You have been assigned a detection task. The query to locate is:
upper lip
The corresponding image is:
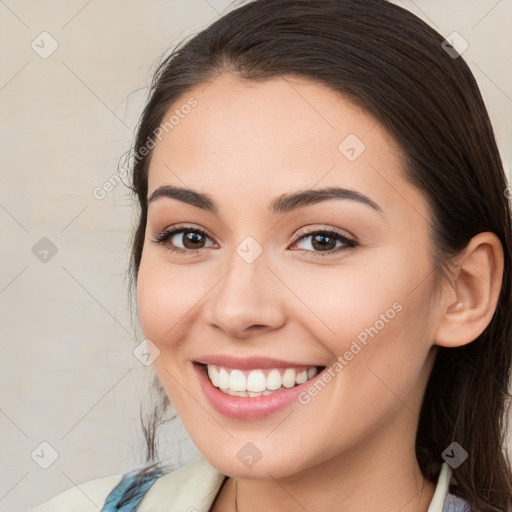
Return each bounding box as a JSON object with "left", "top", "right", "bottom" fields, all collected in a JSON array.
[{"left": 195, "top": 354, "right": 324, "bottom": 370}]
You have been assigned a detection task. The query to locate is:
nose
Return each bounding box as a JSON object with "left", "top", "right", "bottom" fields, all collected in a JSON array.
[{"left": 205, "top": 250, "right": 286, "bottom": 339}]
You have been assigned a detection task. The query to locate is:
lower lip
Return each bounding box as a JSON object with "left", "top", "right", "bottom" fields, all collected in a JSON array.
[{"left": 193, "top": 362, "right": 322, "bottom": 420}]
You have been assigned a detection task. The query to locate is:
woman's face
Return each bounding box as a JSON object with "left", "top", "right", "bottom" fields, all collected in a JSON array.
[{"left": 137, "top": 73, "right": 441, "bottom": 479}]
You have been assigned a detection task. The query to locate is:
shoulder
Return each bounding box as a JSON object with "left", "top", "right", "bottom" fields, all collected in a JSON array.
[
  {"left": 30, "top": 457, "right": 226, "bottom": 512},
  {"left": 30, "top": 473, "right": 123, "bottom": 512},
  {"left": 136, "top": 456, "right": 226, "bottom": 511}
]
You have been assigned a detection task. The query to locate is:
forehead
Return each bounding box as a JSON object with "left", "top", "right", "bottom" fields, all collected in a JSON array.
[{"left": 146, "top": 73, "right": 429, "bottom": 224}]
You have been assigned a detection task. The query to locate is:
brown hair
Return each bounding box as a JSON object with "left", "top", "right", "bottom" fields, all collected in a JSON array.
[{"left": 125, "top": 1, "right": 512, "bottom": 509}]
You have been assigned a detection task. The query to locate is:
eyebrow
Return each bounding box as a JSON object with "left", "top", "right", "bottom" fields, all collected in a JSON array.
[{"left": 147, "top": 185, "right": 383, "bottom": 216}]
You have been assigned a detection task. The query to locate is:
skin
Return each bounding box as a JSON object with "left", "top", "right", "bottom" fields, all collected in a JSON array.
[{"left": 136, "top": 72, "right": 504, "bottom": 512}]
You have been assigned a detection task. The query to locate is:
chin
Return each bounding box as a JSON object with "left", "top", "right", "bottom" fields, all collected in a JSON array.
[{"left": 197, "top": 443, "right": 308, "bottom": 480}]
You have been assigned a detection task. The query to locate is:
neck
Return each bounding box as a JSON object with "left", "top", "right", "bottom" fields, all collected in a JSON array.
[
  {"left": 237, "top": 453, "right": 434, "bottom": 512},
  {"left": 212, "top": 421, "right": 436, "bottom": 512}
]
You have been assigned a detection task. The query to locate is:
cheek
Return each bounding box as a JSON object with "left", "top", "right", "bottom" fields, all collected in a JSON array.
[
  {"left": 328, "top": 261, "right": 434, "bottom": 419},
  {"left": 136, "top": 252, "right": 201, "bottom": 348},
  {"left": 286, "top": 259, "right": 406, "bottom": 350},
  {"left": 136, "top": 256, "right": 200, "bottom": 405},
  {"left": 292, "top": 246, "right": 434, "bottom": 377}
]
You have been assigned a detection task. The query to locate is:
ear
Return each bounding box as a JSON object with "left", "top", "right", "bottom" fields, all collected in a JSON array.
[{"left": 433, "top": 232, "right": 504, "bottom": 348}]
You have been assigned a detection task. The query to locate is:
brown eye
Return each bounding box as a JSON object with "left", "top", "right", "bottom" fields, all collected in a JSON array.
[
  {"left": 290, "top": 228, "right": 358, "bottom": 257},
  {"left": 152, "top": 226, "right": 216, "bottom": 254},
  {"left": 180, "top": 230, "right": 207, "bottom": 249}
]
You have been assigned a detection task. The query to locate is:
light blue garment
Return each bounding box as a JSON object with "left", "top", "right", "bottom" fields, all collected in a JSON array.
[
  {"left": 101, "top": 468, "right": 165, "bottom": 512},
  {"left": 101, "top": 470, "right": 471, "bottom": 512},
  {"left": 442, "top": 491, "right": 471, "bottom": 512}
]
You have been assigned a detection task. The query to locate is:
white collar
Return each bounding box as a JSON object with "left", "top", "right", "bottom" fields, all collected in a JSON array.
[{"left": 137, "top": 456, "right": 455, "bottom": 512}]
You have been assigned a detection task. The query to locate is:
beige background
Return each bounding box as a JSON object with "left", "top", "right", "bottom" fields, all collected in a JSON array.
[{"left": 0, "top": 1, "right": 511, "bottom": 511}]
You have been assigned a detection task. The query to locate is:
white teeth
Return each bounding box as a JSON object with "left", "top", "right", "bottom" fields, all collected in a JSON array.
[
  {"left": 207, "top": 365, "right": 219, "bottom": 387},
  {"left": 218, "top": 367, "right": 230, "bottom": 389},
  {"left": 266, "top": 369, "right": 282, "bottom": 390},
  {"left": 295, "top": 370, "right": 308, "bottom": 384},
  {"left": 229, "top": 369, "right": 246, "bottom": 391},
  {"left": 282, "top": 368, "right": 296, "bottom": 388},
  {"left": 246, "top": 370, "right": 267, "bottom": 392},
  {"left": 205, "top": 364, "right": 320, "bottom": 396},
  {"left": 222, "top": 389, "right": 274, "bottom": 397}
]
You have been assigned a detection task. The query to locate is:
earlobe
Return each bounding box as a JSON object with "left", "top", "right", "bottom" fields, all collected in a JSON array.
[{"left": 433, "top": 232, "right": 504, "bottom": 349}]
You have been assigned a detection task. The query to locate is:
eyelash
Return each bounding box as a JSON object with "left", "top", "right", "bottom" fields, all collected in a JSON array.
[{"left": 151, "top": 224, "right": 358, "bottom": 258}]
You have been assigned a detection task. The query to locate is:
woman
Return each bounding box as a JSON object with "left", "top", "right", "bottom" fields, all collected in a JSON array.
[{"left": 32, "top": 0, "right": 512, "bottom": 511}]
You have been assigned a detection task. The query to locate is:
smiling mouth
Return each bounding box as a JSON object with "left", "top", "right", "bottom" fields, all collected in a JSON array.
[{"left": 197, "top": 363, "right": 325, "bottom": 397}]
